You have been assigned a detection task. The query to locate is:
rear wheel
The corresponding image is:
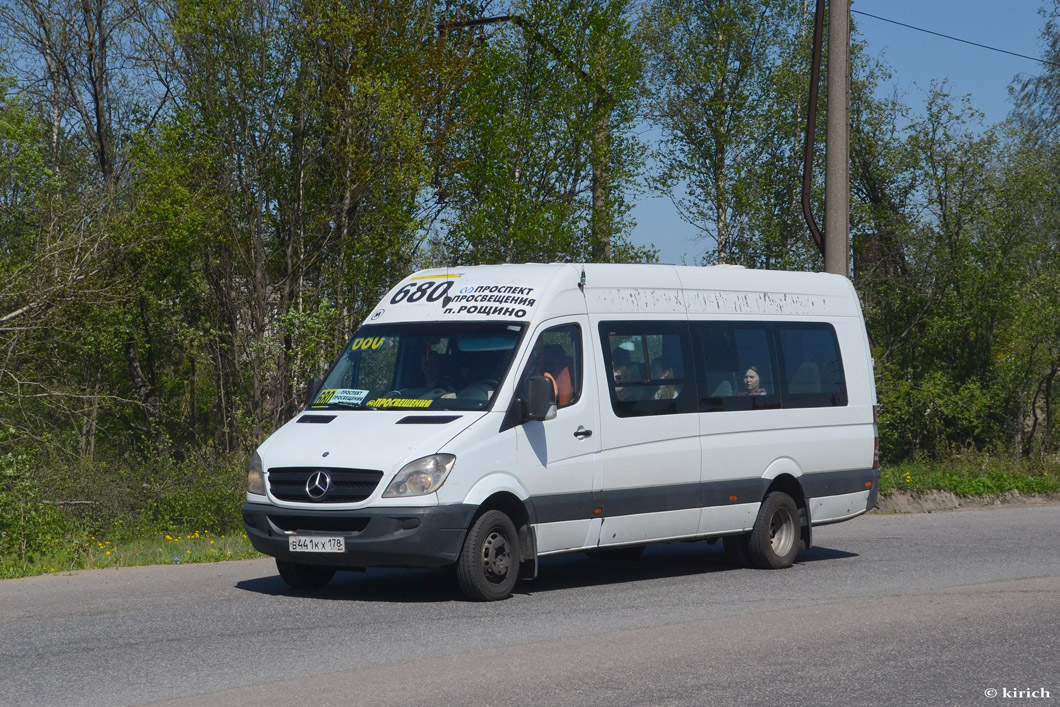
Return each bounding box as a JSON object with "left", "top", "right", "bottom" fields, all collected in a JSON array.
[
  {"left": 276, "top": 559, "right": 336, "bottom": 590},
  {"left": 456, "top": 510, "right": 520, "bottom": 601},
  {"left": 747, "top": 492, "right": 800, "bottom": 569}
]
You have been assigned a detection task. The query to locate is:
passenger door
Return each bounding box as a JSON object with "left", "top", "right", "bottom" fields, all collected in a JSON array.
[
  {"left": 595, "top": 320, "right": 702, "bottom": 547},
  {"left": 514, "top": 318, "right": 603, "bottom": 554}
]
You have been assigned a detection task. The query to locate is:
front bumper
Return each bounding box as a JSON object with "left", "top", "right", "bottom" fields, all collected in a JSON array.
[{"left": 242, "top": 502, "right": 477, "bottom": 569}]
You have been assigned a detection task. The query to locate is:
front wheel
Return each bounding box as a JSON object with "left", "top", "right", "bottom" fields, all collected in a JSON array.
[
  {"left": 456, "top": 510, "right": 520, "bottom": 601},
  {"left": 276, "top": 559, "right": 336, "bottom": 590},
  {"left": 747, "top": 492, "right": 801, "bottom": 569}
]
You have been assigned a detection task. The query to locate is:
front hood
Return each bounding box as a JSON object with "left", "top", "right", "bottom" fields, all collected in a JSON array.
[{"left": 256, "top": 409, "right": 482, "bottom": 478}]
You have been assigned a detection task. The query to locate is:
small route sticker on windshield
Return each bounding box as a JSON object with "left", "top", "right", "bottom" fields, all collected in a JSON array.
[
  {"left": 313, "top": 388, "right": 369, "bottom": 407},
  {"left": 366, "top": 397, "right": 434, "bottom": 409}
]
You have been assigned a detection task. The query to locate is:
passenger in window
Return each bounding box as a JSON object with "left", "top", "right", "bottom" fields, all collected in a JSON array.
[
  {"left": 651, "top": 359, "right": 678, "bottom": 400},
  {"left": 740, "top": 365, "right": 768, "bottom": 396},
  {"left": 420, "top": 351, "right": 446, "bottom": 390},
  {"left": 612, "top": 348, "right": 636, "bottom": 401},
  {"left": 453, "top": 356, "right": 481, "bottom": 389},
  {"left": 541, "top": 344, "right": 573, "bottom": 406}
]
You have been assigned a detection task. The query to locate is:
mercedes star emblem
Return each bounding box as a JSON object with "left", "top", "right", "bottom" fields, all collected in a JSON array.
[{"left": 306, "top": 470, "right": 332, "bottom": 500}]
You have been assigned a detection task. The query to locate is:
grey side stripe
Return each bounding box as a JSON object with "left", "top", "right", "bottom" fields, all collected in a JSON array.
[{"left": 531, "top": 468, "right": 877, "bottom": 524}]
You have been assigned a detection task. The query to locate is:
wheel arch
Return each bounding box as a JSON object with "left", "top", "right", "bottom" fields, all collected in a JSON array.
[
  {"left": 473, "top": 490, "right": 532, "bottom": 529},
  {"left": 468, "top": 490, "right": 538, "bottom": 578},
  {"left": 763, "top": 472, "right": 812, "bottom": 552}
]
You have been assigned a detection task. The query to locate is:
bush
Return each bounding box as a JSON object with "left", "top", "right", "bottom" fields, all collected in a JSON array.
[
  {"left": 876, "top": 362, "right": 1009, "bottom": 462},
  {"left": 0, "top": 446, "right": 255, "bottom": 578},
  {"left": 142, "top": 453, "right": 247, "bottom": 533},
  {"left": 1, "top": 447, "right": 248, "bottom": 559},
  {"left": 0, "top": 449, "right": 70, "bottom": 564}
]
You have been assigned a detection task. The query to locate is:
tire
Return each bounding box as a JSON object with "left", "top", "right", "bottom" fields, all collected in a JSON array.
[
  {"left": 722, "top": 534, "right": 751, "bottom": 567},
  {"left": 746, "top": 492, "right": 801, "bottom": 569},
  {"left": 456, "top": 510, "right": 520, "bottom": 601},
  {"left": 276, "top": 559, "right": 336, "bottom": 590}
]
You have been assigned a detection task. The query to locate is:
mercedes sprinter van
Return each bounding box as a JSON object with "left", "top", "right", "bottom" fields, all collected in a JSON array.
[{"left": 243, "top": 264, "right": 879, "bottom": 600}]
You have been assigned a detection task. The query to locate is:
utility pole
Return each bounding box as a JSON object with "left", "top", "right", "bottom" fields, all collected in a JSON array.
[{"left": 824, "top": 0, "right": 850, "bottom": 277}]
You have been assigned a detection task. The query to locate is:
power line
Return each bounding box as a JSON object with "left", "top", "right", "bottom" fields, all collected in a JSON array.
[{"left": 852, "top": 9, "right": 1060, "bottom": 68}]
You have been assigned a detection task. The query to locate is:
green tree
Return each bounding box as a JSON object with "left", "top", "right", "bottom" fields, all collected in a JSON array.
[
  {"left": 138, "top": 0, "right": 487, "bottom": 447},
  {"left": 865, "top": 86, "right": 1048, "bottom": 460},
  {"left": 435, "top": 0, "right": 651, "bottom": 265},
  {"left": 639, "top": 0, "right": 803, "bottom": 264},
  {"left": 1007, "top": 7, "right": 1060, "bottom": 454}
]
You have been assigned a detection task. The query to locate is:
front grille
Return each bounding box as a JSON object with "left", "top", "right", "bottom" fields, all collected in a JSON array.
[{"left": 267, "top": 466, "right": 383, "bottom": 503}]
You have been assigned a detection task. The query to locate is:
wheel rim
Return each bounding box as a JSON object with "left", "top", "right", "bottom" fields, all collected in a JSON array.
[
  {"left": 480, "top": 528, "right": 512, "bottom": 584},
  {"left": 769, "top": 506, "right": 796, "bottom": 557}
]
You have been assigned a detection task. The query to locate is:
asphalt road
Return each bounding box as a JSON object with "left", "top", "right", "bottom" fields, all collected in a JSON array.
[{"left": 1, "top": 504, "right": 1058, "bottom": 707}]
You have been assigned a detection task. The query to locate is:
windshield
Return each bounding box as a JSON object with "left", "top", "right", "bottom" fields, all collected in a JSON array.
[{"left": 310, "top": 322, "right": 526, "bottom": 412}]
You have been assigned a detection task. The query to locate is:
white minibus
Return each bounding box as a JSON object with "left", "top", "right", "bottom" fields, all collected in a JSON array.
[{"left": 243, "top": 263, "right": 879, "bottom": 600}]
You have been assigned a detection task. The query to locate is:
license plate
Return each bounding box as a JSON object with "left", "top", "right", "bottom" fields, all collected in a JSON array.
[{"left": 288, "top": 536, "right": 345, "bottom": 553}]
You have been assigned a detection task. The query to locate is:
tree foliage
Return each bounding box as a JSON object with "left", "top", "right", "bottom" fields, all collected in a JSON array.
[
  {"left": 639, "top": 0, "right": 807, "bottom": 265},
  {"left": 1, "top": 0, "right": 1059, "bottom": 552},
  {"left": 433, "top": 0, "right": 650, "bottom": 265}
]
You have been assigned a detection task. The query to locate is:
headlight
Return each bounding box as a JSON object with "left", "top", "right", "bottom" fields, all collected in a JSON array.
[
  {"left": 247, "top": 452, "right": 266, "bottom": 496},
  {"left": 383, "top": 454, "right": 456, "bottom": 498}
]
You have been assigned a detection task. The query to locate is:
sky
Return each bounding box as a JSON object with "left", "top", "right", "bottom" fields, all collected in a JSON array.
[{"left": 628, "top": 0, "right": 1056, "bottom": 264}]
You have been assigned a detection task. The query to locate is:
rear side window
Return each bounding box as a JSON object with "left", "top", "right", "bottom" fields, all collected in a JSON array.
[
  {"left": 775, "top": 323, "right": 847, "bottom": 407},
  {"left": 693, "top": 321, "right": 847, "bottom": 411},
  {"left": 600, "top": 322, "right": 695, "bottom": 417},
  {"left": 693, "top": 322, "right": 780, "bottom": 412}
]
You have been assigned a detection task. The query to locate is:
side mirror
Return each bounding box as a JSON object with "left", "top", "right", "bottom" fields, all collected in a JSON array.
[
  {"left": 526, "top": 375, "right": 558, "bottom": 421},
  {"left": 306, "top": 376, "right": 324, "bottom": 407}
]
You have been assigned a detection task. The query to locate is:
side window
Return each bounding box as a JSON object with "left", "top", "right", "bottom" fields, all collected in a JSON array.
[
  {"left": 519, "top": 324, "right": 582, "bottom": 408},
  {"left": 776, "top": 324, "right": 848, "bottom": 407},
  {"left": 694, "top": 322, "right": 780, "bottom": 412},
  {"left": 600, "top": 322, "right": 694, "bottom": 417}
]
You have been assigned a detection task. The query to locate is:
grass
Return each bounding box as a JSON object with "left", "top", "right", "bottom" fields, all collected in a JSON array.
[
  {"left": 880, "top": 452, "right": 1060, "bottom": 497},
  {"left": 0, "top": 525, "right": 262, "bottom": 579}
]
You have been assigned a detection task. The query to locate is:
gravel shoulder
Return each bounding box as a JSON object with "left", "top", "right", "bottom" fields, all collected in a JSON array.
[{"left": 875, "top": 489, "right": 1060, "bottom": 514}]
